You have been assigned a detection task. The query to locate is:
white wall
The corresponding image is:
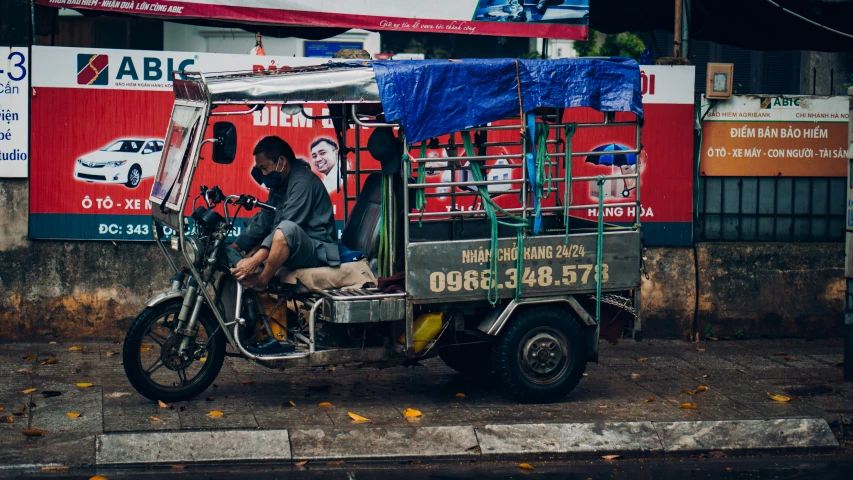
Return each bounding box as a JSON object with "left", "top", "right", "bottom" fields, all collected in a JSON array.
[
  {"left": 535, "top": 38, "right": 577, "bottom": 59},
  {"left": 163, "top": 23, "right": 380, "bottom": 57}
]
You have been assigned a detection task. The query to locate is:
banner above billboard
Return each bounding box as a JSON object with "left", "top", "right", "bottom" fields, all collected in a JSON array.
[{"left": 36, "top": 0, "right": 590, "bottom": 40}]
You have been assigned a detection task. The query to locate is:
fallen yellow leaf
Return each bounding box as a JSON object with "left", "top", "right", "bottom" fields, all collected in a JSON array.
[
  {"left": 519, "top": 463, "right": 534, "bottom": 470},
  {"left": 66, "top": 412, "right": 81, "bottom": 419},
  {"left": 0, "top": 407, "right": 3, "bottom": 411},
  {"left": 295, "top": 460, "right": 309, "bottom": 467},
  {"left": 90, "top": 476, "right": 109, "bottom": 480},
  {"left": 403, "top": 408, "right": 422, "bottom": 418},
  {"left": 602, "top": 455, "right": 622, "bottom": 460},
  {"left": 22, "top": 429, "right": 48, "bottom": 436},
  {"left": 140, "top": 344, "right": 151, "bottom": 352},
  {"left": 637, "top": 357, "right": 647, "bottom": 362},
  {"left": 678, "top": 402, "right": 698, "bottom": 409},
  {"left": 200, "top": 357, "right": 207, "bottom": 363},
  {"left": 16, "top": 369, "right": 33, "bottom": 375},
  {"left": 22, "top": 388, "right": 37, "bottom": 394},
  {"left": 347, "top": 411, "right": 371, "bottom": 423},
  {"left": 644, "top": 396, "right": 655, "bottom": 403},
  {"left": 67, "top": 346, "right": 83, "bottom": 352},
  {"left": 681, "top": 389, "right": 694, "bottom": 396},
  {"left": 40, "top": 466, "right": 70, "bottom": 472},
  {"left": 289, "top": 401, "right": 297, "bottom": 407},
  {"left": 767, "top": 392, "right": 791, "bottom": 402},
  {"left": 693, "top": 385, "right": 709, "bottom": 394},
  {"left": 158, "top": 400, "right": 169, "bottom": 408},
  {"left": 150, "top": 416, "right": 164, "bottom": 422},
  {"left": 104, "top": 351, "right": 119, "bottom": 357},
  {"left": 317, "top": 402, "right": 334, "bottom": 408},
  {"left": 41, "top": 358, "right": 58, "bottom": 365},
  {"left": 75, "top": 382, "right": 94, "bottom": 388},
  {"left": 207, "top": 410, "right": 224, "bottom": 418},
  {"left": 25, "top": 354, "right": 37, "bottom": 360},
  {"left": 667, "top": 399, "right": 676, "bottom": 403},
  {"left": 455, "top": 393, "right": 466, "bottom": 399},
  {"left": 0, "top": 416, "right": 14, "bottom": 423}
]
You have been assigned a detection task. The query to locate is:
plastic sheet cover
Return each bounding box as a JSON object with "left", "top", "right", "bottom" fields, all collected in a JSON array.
[{"left": 372, "top": 58, "right": 644, "bottom": 144}]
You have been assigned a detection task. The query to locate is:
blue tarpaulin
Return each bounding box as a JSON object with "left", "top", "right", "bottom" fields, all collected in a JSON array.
[{"left": 371, "top": 58, "right": 644, "bottom": 144}]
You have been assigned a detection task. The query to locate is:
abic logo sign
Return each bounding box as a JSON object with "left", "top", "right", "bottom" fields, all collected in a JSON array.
[
  {"left": 760, "top": 97, "right": 802, "bottom": 109},
  {"left": 115, "top": 56, "right": 195, "bottom": 82},
  {"left": 77, "top": 53, "right": 109, "bottom": 85},
  {"left": 76, "top": 53, "right": 196, "bottom": 85}
]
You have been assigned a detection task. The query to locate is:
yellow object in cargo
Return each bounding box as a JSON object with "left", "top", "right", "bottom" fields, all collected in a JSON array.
[
  {"left": 400, "top": 312, "right": 444, "bottom": 353},
  {"left": 256, "top": 294, "right": 287, "bottom": 341}
]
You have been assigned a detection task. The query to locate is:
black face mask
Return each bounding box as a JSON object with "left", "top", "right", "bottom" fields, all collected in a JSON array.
[{"left": 251, "top": 166, "right": 284, "bottom": 189}]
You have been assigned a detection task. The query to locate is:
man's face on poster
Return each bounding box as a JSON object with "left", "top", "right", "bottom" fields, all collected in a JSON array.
[{"left": 311, "top": 139, "right": 338, "bottom": 175}]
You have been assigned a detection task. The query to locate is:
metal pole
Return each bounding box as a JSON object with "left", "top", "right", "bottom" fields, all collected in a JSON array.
[
  {"left": 845, "top": 86, "right": 853, "bottom": 381},
  {"left": 673, "top": 0, "right": 683, "bottom": 58}
]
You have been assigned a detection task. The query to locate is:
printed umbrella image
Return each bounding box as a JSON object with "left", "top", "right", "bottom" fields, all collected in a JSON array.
[
  {"left": 586, "top": 143, "right": 640, "bottom": 198},
  {"left": 584, "top": 143, "right": 637, "bottom": 167}
]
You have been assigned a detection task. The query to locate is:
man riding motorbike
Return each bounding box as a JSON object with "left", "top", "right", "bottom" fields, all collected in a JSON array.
[
  {"left": 223, "top": 136, "right": 342, "bottom": 353},
  {"left": 228, "top": 135, "right": 341, "bottom": 292}
]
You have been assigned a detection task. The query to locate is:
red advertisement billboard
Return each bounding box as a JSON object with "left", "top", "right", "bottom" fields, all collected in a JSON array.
[
  {"left": 30, "top": 48, "right": 694, "bottom": 246},
  {"left": 406, "top": 66, "right": 696, "bottom": 246},
  {"left": 29, "top": 46, "right": 364, "bottom": 241},
  {"left": 566, "top": 65, "right": 696, "bottom": 246}
]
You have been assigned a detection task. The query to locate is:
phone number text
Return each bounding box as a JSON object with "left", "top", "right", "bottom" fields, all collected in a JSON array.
[{"left": 428, "top": 264, "right": 609, "bottom": 293}]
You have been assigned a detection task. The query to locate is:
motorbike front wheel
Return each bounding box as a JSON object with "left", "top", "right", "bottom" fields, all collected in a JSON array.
[{"left": 123, "top": 300, "right": 225, "bottom": 402}]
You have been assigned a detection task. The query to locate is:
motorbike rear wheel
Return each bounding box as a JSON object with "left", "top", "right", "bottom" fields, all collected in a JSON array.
[{"left": 123, "top": 300, "right": 225, "bottom": 402}]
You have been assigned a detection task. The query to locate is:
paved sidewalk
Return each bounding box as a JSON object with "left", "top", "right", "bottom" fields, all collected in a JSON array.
[{"left": 1, "top": 338, "right": 851, "bottom": 467}]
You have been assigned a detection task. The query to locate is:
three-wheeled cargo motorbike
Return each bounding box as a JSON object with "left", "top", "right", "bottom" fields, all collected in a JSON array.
[{"left": 122, "top": 58, "right": 646, "bottom": 404}]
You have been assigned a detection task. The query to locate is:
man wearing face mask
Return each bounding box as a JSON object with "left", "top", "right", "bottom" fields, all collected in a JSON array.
[{"left": 230, "top": 136, "right": 340, "bottom": 291}]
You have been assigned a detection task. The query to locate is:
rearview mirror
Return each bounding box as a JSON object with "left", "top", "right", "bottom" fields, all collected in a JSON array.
[{"left": 212, "top": 122, "right": 237, "bottom": 164}]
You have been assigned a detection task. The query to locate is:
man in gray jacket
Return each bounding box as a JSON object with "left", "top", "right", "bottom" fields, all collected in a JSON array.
[{"left": 230, "top": 136, "right": 340, "bottom": 291}]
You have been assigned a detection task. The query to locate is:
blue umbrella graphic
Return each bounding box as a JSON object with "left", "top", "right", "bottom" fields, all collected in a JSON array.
[
  {"left": 585, "top": 143, "right": 639, "bottom": 198},
  {"left": 585, "top": 143, "right": 637, "bottom": 167}
]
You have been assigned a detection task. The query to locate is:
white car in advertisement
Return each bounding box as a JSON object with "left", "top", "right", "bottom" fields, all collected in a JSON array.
[{"left": 74, "top": 138, "right": 164, "bottom": 188}]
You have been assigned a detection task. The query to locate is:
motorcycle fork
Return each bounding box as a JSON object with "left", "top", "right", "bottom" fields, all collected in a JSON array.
[
  {"left": 178, "top": 259, "right": 225, "bottom": 356},
  {"left": 175, "top": 268, "right": 214, "bottom": 357}
]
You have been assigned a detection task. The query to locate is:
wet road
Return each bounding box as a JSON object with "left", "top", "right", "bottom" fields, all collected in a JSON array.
[{"left": 7, "top": 456, "right": 853, "bottom": 480}]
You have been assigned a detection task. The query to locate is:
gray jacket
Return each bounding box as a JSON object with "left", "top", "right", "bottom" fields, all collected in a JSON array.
[{"left": 234, "top": 161, "right": 340, "bottom": 266}]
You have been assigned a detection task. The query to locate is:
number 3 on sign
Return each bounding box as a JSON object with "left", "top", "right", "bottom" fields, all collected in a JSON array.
[{"left": 6, "top": 51, "right": 27, "bottom": 81}]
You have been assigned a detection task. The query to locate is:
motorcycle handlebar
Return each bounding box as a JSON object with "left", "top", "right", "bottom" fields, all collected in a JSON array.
[
  {"left": 253, "top": 200, "right": 276, "bottom": 211},
  {"left": 225, "top": 194, "right": 276, "bottom": 212}
]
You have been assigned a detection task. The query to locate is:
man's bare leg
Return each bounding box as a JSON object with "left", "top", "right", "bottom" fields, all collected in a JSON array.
[{"left": 242, "top": 228, "right": 290, "bottom": 290}]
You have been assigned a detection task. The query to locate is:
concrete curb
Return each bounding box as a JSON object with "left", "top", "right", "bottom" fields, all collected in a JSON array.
[
  {"left": 94, "top": 418, "right": 839, "bottom": 466},
  {"left": 477, "top": 422, "right": 663, "bottom": 456}
]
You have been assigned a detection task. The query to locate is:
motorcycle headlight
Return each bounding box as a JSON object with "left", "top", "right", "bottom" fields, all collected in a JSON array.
[
  {"left": 183, "top": 237, "right": 201, "bottom": 265},
  {"left": 105, "top": 160, "right": 127, "bottom": 168}
]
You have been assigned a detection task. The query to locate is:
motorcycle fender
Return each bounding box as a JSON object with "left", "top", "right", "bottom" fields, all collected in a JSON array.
[{"left": 144, "top": 290, "right": 183, "bottom": 308}]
